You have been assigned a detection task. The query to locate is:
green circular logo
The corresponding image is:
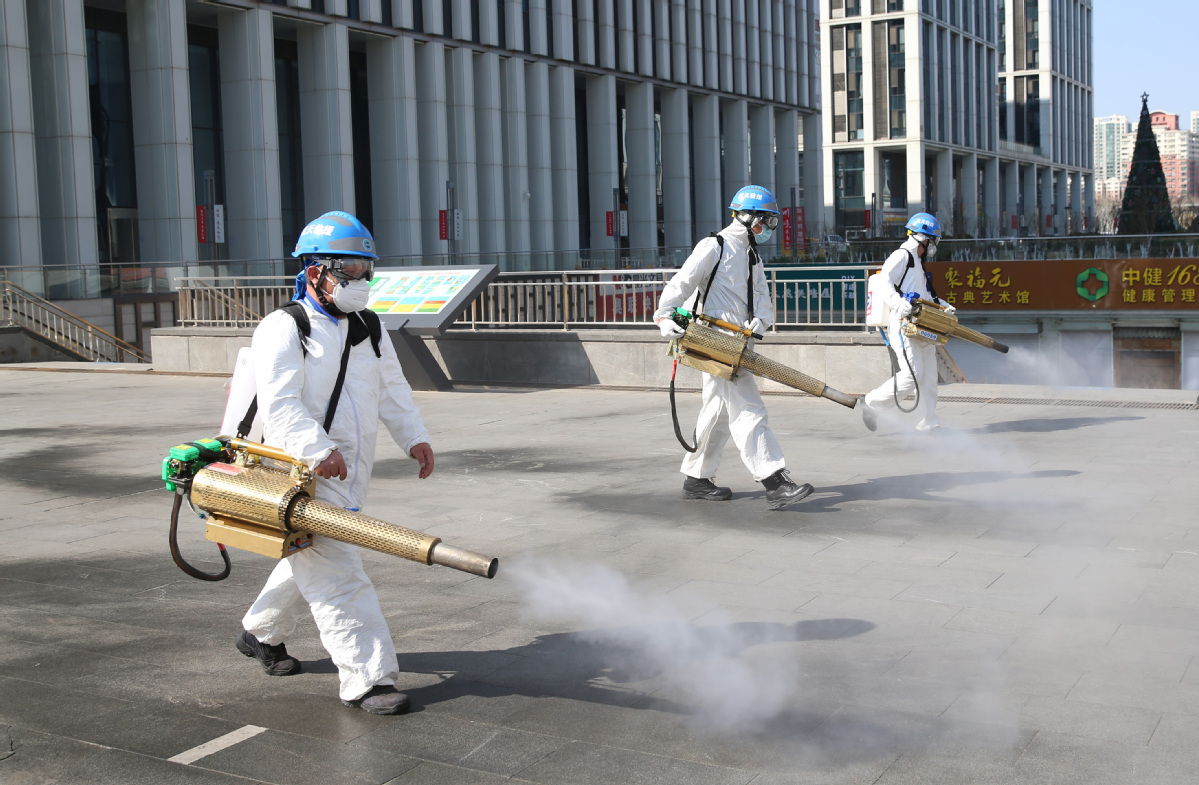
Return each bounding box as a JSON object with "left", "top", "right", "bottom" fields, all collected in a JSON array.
[{"left": 1076, "top": 268, "right": 1109, "bottom": 301}]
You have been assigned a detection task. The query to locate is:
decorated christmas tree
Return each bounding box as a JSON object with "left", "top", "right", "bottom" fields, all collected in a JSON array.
[{"left": 1118, "top": 94, "right": 1176, "bottom": 235}]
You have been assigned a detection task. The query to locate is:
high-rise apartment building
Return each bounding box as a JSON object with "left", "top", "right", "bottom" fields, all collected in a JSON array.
[
  {"left": 1093, "top": 114, "right": 1130, "bottom": 199},
  {"left": 0, "top": 0, "right": 822, "bottom": 280},
  {"left": 820, "top": 0, "right": 1093, "bottom": 238}
]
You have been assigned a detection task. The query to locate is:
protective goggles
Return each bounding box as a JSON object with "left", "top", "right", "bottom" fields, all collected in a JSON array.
[
  {"left": 307, "top": 255, "right": 375, "bottom": 282},
  {"left": 738, "top": 211, "right": 780, "bottom": 230}
]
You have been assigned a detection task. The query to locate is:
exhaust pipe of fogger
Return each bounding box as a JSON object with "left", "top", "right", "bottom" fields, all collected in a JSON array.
[
  {"left": 187, "top": 462, "right": 498, "bottom": 579},
  {"left": 909, "top": 300, "right": 1009, "bottom": 354}
]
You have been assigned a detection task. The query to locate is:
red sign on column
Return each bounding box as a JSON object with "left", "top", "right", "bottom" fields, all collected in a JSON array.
[
  {"left": 795, "top": 207, "right": 806, "bottom": 246},
  {"left": 606, "top": 211, "right": 614, "bottom": 237},
  {"left": 781, "top": 207, "right": 792, "bottom": 250},
  {"left": 1012, "top": 215, "right": 1018, "bottom": 230},
  {"left": 196, "top": 206, "right": 208, "bottom": 243},
  {"left": 439, "top": 210, "right": 449, "bottom": 240}
]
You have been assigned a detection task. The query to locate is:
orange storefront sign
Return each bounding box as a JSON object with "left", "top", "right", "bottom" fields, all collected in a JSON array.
[{"left": 924, "top": 259, "right": 1199, "bottom": 311}]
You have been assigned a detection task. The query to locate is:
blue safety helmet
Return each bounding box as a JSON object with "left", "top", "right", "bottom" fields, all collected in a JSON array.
[
  {"left": 904, "top": 212, "right": 942, "bottom": 238},
  {"left": 729, "top": 185, "right": 780, "bottom": 215},
  {"left": 292, "top": 211, "right": 379, "bottom": 260}
]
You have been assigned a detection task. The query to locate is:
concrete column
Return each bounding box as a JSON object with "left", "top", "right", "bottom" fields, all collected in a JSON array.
[
  {"left": 447, "top": 46, "right": 479, "bottom": 253},
  {"left": 784, "top": 0, "right": 797, "bottom": 104},
  {"left": 670, "top": 0, "right": 687, "bottom": 85},
  {"left": 27, "top": 0, "right": 97, "bottom": 269},
  {"left": 935, "top": 149, "right": 953, "bottom": 231},
  {"left": 477, "top": 0, "right": 499, "bottom": 45},
  {"left": 502, "top": 58, "right": 531, "bottom": 261},
  {"left": 635, "top": 0, "right": 653, "bottom": 77},
  {"left": 1003, "top": 160, "right": 1019, "bottom": 236},
  {"left": 547, "top": 65, "right": 579, "bottom": 253},
  {"left": 718, "top": 0, "right": 733, "bottom": 92},
  {"left": 961, "top": 152, "right": 978, "bottom": 237},
  {"left": 526, "top": 62, "right": 554, "bottom": 254},
  {"left": 0, "top": 0, "right": 43, "bottom": 272},
  {"left": 775, "top": 109, "right": 800, "bottom": 245},
  {"left": 1021, "top": 163, "right": 1037, "bottom": 235},
  {"left": 297, "top": 21, "right": 354, "bottom": 220},
  {"left": 693, "top": 93, "right": 722, "bottom": 233},
  {"left": 905, "top": 140, "right": 925, "bottom": 217},
  {"left": 1055, "top": 168, "right": 1068, "bottom": 237},
  {"left": 450, "top": 0, "right": 471, "bottom": 40},
  {"left": 625, "top": 81, "right": 656, "bottom": 251},
  {"left": 597, "top": 0, "right": 616, "bottom": 69},
  {"left": 1040, "top": 164, "right": 1054, "bottom": 236},
  {"left": 415, "top": 41, "right": 449, "bottom": 254},
  {"left": 504, "top": 0, "right": 524, "bottom": 51},
  {"left": 585, "top": 73, "right": 617, "bottom": 258},
  {"left": 1084, "top": 172, "right": 1094, "bottom": 232},
  {"left": 744, "top": 0, "right": 759, "bottom": 98},
  {"left": 366, "top": 34, "right": 420, "bottom": 258},
  {"left": 616, "top": 0, "right": 635, "bottom": 73},
  {"left": 661, "top": 86, "right": 691, "bottom": 249},
  {"left": 655, "top": 2, "right": 671, "bottom": 79},
  {"left": 749, "top": 103, "right": 775, "bottom": 195},
  {"left": 703, "top": 0, "right": 719, "bottom": 90},
  {"left": 219, "top": 7, "right": 283, "bottom": 262},
  {"left": 474, "top": 52, "right": 505, "bottom": 254},
  {"left": 687, "top": 0, "right": 703, "bottom": 88},
  {"left": 983, "top": 156, "right": 1000, "bottom": 239},
  {"left": 722, "top": 100, "right": 749, "bottom": 199},
  {"left": 576, "top": 0, "right": 596, "bottom": 65},
  {"left": 551, "top": 0, "right": 574, "bottom": 61},
  {"left": 732, "top": 0, "right": 746, "bottom": 95},
  {"left": 528, "top": 0, "right": 548, "bottom": 56},
  {"left": 805, "top": 112, "right": 826, "bottom": 239},
  {"left": 127, "top": 0, "right": 197, "bottom": 263}
]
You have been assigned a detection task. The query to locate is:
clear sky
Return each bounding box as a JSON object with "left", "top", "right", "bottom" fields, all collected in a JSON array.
[{"left": 1092, "top": 0, "right": 1199, "bottom": 127}]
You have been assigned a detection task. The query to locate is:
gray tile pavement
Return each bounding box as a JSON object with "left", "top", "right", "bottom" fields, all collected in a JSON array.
[{"left": 1, "top": 367, "right": 1198, "bottom": 783}]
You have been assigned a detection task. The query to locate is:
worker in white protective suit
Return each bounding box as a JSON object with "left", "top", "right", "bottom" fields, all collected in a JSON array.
[
  {"left": 653, "top": 185, "right": 814, "bottom": 511},
  {"left": 860, "top": 212, "right": 956, "bottom": 432},
  {"left": 235, "top": 211, "right": 433, "bottom": 716}
]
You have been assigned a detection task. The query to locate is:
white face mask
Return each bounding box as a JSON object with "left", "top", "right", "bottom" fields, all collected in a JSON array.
[{"left": 330, "top": 278, "right": 372, "bottom": 312}]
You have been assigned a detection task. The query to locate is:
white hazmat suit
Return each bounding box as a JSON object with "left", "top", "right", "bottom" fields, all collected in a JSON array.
[
  {"left": 654, "top": 219, "right": 786, "bottom": 482},
  {"left": 240, "top": 295, "right": 430, "bottom": 701},
  {"left": 862, "top": 236, "right": 949, "bottom": 430}
]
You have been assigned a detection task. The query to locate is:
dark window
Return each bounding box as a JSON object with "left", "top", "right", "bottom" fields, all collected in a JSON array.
[
  {"left": 188, "top": 25, "right": 226, "bottom": 261},
  {"left": 347, "top": 0, "right": 360, "bottom": 20},
  {"left": 834, "top": 150, "right": 865, "bottom": 231},
  {"left": 275, "top": 39, "right": 305, "bottom": 260},
  {"left": 350, "top": 51, "right": 373, "bottom": 233},
  {"left": 85, "top": 7, "right": 138, "bottom": 263}
]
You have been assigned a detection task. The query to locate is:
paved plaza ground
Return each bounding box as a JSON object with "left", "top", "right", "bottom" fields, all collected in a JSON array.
[{"left": 1, "top": 366, "right": 1198, "bottom": 784}]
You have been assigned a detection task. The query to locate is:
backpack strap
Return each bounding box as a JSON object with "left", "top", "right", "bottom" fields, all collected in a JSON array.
[
  {"left": 698, "top": 232, "right": 725, "bottom": 314},
  {"left": 896, "top": 248, "right": 940, "bottom": 302}
]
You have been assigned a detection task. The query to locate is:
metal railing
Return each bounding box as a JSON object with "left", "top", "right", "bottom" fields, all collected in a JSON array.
[
  {"left": 0, "top": 280, "right": 151, "bottom": 363},
  {"left": 176, "top": 267, "right": 874, "bottom": 331},
  {"left": 8, "top": 233, "right": 1199, "bottom": 301}
]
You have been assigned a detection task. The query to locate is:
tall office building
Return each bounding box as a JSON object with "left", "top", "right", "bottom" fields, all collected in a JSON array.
[
  {"left": 820, "top": 0, "right": 1093, "bottom": 238},
  {"left": 0, "top": 0, "right": 822, "bottom": 280}
]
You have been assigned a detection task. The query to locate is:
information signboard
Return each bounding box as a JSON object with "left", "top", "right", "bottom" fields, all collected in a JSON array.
[{"left": 366, "top": 265, "right": 499, "bottom": 335}]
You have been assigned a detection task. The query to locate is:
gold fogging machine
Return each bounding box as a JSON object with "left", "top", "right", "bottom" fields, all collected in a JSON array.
[
  {"left": 163, "top": 437, "right": 498, "bottom": 582},
  {"left": 901, "top": 298, "right": 1009, "bottom": 353},
  {"left": 665, "top": 307, "right": 858, "bottom": 450}
]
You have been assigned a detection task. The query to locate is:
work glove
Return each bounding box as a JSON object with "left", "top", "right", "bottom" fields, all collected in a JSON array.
[
  {"left": 658, "top": 318, "right": 685, "bottom": 339},
  {"left": 938, "top": 300, "right": 957, "bottom": 316},
  {"left": 745, "top": 317, "right": 764, "bottom": 336},
  {"left": 894, "top": 299, "right": 913, "bottom": 319}
]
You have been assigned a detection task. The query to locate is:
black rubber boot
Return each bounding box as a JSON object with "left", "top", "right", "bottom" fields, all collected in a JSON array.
[
  {"left": 236, "top": 629, "right": 301, "bottom": 676},
  {"left": 342, "top": 685, "right": 412, "bottom": 715},
  {"left": 682, "top": 476, "right": 732, "bottom": 501},
  {"left": 761, "top": 469, "right": 814, "bottom": 510}
]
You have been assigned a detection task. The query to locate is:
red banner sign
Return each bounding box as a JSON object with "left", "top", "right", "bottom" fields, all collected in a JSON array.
[
  {"left": 196, "top": 206, "right": 207, "bottom": 243},
  {"left": 781, "top": 207, "right": 792, "bottom": 250},
  {"left": 438, "top": 210, "right": 449, "bottom": 241},
  {"left": 606, "top": 211, "right": 614, "bottom": 237}
]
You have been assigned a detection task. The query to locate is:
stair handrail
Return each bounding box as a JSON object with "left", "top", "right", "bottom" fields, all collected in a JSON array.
[
  {"left": 177, "top": 276, "right": 279, "bottom": 327},
  {"left": 0, "top": 279, "right": 151, "bottom": 363}
]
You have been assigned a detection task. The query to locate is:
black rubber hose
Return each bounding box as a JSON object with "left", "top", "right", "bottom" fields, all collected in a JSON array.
[
  {"left": 669, "top": 360, "right": 699, "bottom": 453},
  {"left": 168, "top": 492, "right": 231, "bottom": 581}
]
